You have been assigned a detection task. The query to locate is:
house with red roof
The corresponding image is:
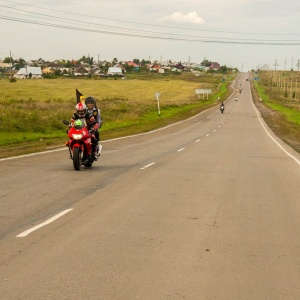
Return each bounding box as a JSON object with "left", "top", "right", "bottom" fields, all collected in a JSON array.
[{"left": 209, "top": 62, "right": 221, "bottom": 71}]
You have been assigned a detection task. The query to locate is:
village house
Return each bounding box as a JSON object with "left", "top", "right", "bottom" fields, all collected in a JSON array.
[
  {"left": 149, "top": 63, "right": 161, "bottom": 72},
  {"left": 73, "top": 66, "right": 89, "bottom": 76},
  {"left": 15, "top": 66, "right": 42, "bottom": 79},
  {"left": 114, "top": 64, "right": 127, "bottom": 72},
  {"left": 42, "top": 67, "right": 55, "bottom": 75},
  {"left": 5, "top": 68, "right": 18, "bottom": 76},
  {"left": 0, "top": 62, "right": 14, "bottom": 76},
  {"left": 126, "top": 61, "right": 139, "bottom": 70},
  {"left": 107, "top": 67, "right": 123, "bottom": 76},
  {"left": 209, "top": 62, "right": 221, "bottom": 71},
  {"left": 0, "top": 62, "right": 11, "bottom": 69}
]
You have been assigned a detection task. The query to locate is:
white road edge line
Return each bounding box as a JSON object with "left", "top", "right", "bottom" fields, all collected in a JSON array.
[
  {"left": 16, "top": 209, "right": 73, "bottom": 238},
  {"left": 140, "top": 162, "right": 156, "bottom": 170},
  {"left": 0, "top": 148, "right": 68, "bottom": 161},
  {"left": 251, "top": 100, "right": 300, "bottom": 166},
  {"left": 177, "top": 148, "right": 185, "bottom": 152}
]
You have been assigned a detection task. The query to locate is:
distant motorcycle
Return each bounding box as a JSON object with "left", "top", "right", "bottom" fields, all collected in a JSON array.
[
  {"left": 220, "top": 104, "right": 224, "bottom": 114},
  {"left": 63, "top": 119, "right": 98, "bottom": 171}
]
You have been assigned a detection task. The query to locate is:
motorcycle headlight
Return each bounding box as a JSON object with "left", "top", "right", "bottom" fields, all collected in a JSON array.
[{"left": 72, "top": 134, "right": 83, "bottom": 140}]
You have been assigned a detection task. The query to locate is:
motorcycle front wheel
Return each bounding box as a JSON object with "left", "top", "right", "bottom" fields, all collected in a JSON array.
[{"left": 73, "top": 147, "right": 82, "bottom": 170}]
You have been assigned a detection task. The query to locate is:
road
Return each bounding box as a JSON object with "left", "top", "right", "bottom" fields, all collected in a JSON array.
[{"left": 1, "top": 73, "right": 300, "bottom": 299}]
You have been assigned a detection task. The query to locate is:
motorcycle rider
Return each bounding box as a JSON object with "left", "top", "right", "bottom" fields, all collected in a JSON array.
[
  {"left": 70, "top": 102, "right": 99, "bottom": 157},
  {"left": 220, "top": 101, "right": 225, "bottom": 111}
]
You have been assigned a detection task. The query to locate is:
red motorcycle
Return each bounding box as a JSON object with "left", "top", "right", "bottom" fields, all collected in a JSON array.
[{"left": 63, "top": 119, "right": 97, "bottom": 170}]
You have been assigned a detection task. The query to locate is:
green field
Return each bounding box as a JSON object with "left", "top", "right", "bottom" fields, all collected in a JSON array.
[{"left": 0, "top": 73, "right": 235, "bottom": 156}]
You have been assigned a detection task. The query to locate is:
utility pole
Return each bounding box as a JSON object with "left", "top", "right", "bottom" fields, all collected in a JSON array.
[
  {"left": 87, "top": 53, "right": 91, "bottom": 77},
  {"left": 98, "top": 54, "right": 100, "bottom": 78},
  {"left": 9, "top": 50, "right": 12, "bottom": 77},
  {"left": 273, "top": 59, "right": 278, "bottom": 71}
]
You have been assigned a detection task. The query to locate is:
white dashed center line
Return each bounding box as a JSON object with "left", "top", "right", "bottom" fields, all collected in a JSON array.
[
  {"left": 140, "top": 162, "right": 156, "bottom": 170},
  {"left": 17, "top": 209, "right": 73, "bottom": 237}
]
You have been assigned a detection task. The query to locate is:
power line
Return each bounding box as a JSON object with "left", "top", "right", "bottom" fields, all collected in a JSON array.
[
  {"left": 1, "top": 5, "right": 299, "bottom": 44},
  {"left": 1, "top": 0, "right": 300, "bottom": 37},
  {"left": 1, "top": 15, "right": 300, "bottom": 45}
]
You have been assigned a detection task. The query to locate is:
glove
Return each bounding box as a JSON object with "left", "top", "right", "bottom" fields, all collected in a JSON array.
[{"left": 89, "top": 128, "right": 95, "bottom": 135}]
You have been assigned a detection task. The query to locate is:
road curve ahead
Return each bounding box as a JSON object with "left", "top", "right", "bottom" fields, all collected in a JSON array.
[{"left": 1, "top": 73, "right": 300, "bottom": 299}]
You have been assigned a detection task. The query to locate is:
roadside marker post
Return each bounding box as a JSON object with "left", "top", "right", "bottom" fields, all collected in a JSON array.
[{"left": 155, "top": 92, "right": 161, "bottom": 116}]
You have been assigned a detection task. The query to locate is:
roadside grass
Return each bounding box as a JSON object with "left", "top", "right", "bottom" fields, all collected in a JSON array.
[
  {"left": 254, "top": 81, "right": 300, "bottom": 125},
  {"left": 0, "top": 73, "right": 235, "bottom": 157},
  {"left": 253, "top": 76, "right": 300, "bottom": 153},
  {"left": 0, "top": 131, "right": 63, "bottom": 146}
]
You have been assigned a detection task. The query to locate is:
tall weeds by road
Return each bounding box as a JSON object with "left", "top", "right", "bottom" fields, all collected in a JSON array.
[
  {"left": 252, "top": 70, "right": 300, "bottom": 153},
  {"left": 254, "top": 70, "right": 300, "bottom": 125}
]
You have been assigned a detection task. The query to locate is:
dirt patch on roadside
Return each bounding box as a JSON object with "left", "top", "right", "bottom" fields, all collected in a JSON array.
[{"left": 251, "top": 82, "right": 300, "bottom": 153}]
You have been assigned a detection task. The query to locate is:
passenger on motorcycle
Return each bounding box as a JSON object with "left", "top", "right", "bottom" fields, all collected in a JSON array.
[
  {"left": 220, "top": 101, "right": 225, "bottom": 110},
  {"left": 70, "top": 102, "right": 99, "bottom": 156},
  {"left": 85, "top": 96, "right": 102, "bottom": 142}
]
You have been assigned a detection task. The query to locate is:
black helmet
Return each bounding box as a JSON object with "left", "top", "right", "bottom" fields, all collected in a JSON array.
[{"left": 85, "top": 96, "right": 96, "bottom": 105}]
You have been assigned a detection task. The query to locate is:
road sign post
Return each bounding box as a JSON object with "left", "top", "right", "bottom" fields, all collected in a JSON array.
[{"left": 195, "top": 89, "right": 212, "bottom": 100}]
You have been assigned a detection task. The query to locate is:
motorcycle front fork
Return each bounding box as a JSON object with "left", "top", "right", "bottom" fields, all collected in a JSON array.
[{"left": 68, "top": 147, "right": 73, "bottom": 160}]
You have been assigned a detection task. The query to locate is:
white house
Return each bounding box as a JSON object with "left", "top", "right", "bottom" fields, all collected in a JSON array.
[
  {"left": 107, "top": 67, "right": 123, "bottom": 76},
  {"left": 0, "top": 62, "right": 11, "bottom": 68},
  {"left": 15, "top": 66, "right": 42, "bottom": 79}
]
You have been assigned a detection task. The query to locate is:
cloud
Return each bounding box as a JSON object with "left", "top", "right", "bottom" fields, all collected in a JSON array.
[{"left": 161, "top": 11, "right": 205, "bottom": 25}]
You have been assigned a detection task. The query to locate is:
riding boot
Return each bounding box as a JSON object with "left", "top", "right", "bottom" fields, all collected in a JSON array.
[{"left": 96, "top": 144, "right": 102, "bottom": 156}]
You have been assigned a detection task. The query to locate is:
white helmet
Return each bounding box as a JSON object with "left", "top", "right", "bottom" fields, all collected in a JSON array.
[{"left": 76, "top": 102, "right": 87, "bottom": 117}]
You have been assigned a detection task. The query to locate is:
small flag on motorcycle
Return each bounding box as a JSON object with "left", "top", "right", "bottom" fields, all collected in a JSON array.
[{"left": 76, "top": 89, "right": 85, "bottom": 104}]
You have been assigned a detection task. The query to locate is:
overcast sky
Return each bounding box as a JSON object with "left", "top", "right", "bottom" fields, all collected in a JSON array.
[{"left": 1, "top": 0, "right": 300, "bottom": 70}]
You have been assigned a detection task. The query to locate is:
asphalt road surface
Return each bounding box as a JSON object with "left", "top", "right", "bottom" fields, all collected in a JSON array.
[{"left": 1, "top": 74, "right": 300, "bottom": 299}]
